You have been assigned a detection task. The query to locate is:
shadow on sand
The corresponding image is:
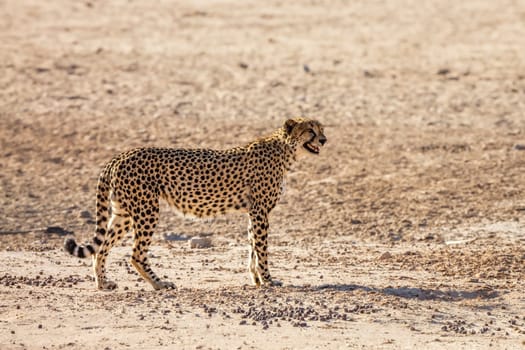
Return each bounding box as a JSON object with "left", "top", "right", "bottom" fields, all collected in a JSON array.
[{"left": 297, "top": 284, "right": 500, "bottom": 301}]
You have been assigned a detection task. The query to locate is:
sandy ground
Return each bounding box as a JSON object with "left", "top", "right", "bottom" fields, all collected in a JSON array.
[{"left": 1, "top": 0, "right": 525, "bottom": 349}]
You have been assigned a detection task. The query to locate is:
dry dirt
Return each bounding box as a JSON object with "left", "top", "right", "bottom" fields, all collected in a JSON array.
[{"left": 1, "top": 0, "right": 525, "bottom": 349}]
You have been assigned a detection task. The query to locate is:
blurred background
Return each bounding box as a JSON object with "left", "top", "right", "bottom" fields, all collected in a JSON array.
[{"left": 1, "top": 0, "right": 524, "bottom": 247}]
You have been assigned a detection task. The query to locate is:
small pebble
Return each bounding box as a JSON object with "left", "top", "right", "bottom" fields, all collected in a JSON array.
[
  {"left": 378, "top": 252, "right": 392, "bottom": 260},
  {"left": 189, "top": 237, "right": 212, "bottom": 249}
]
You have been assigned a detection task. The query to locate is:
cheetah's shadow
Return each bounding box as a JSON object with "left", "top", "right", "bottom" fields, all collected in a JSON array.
[{"left": 291, "top": 284, "right": 499, "bottom": 302}]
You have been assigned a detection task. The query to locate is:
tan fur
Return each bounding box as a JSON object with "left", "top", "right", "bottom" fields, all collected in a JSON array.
[{"left": 65, "top": 118, "right": 327, "bottom": 290}]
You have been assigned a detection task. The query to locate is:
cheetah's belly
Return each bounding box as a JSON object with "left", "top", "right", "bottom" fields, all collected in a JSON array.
[{"left": 162, "top": 181, "right": 250, "bottom": 218}]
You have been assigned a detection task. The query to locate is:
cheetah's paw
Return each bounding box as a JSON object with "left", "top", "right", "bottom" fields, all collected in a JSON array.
[
  {"left": 153, "top": 281, "right": 176, "bottom": 290},
  {"left": 97, "top": 280, "right": 118, "bottom": 291},
  {"left": 262, "top": 279, "right": 282, "bottom": 287}
]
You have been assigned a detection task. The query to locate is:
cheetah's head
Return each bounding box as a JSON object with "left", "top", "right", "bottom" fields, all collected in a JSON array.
[{"left": 284, "top": 118, "right": 327, "bottom": 156}]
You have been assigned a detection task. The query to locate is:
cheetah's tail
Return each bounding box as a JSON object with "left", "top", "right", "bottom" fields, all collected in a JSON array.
[
  {"left": 64, "top": 237, "right": 98, "bottom": 258},
  {"left": 64, "top": 161, "right": 113, "bottom": 258}
]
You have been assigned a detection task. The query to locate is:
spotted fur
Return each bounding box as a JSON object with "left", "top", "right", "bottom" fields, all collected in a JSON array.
[{"left": 65, "top": 118, "right": 327, "bottom": 290}]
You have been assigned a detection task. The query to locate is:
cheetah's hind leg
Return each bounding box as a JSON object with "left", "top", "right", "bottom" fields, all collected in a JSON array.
[{"left": 93, "top": 213, "right": 132, "bottom": 290}]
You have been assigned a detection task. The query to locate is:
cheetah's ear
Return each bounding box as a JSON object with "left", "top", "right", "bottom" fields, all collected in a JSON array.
[{"left": 284, "top": 119, "right": 298, "bottom": 135}]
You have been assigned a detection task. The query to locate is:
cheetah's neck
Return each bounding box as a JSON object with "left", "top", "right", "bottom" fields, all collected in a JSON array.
[{"left": 249, "top": 127, "right": 298, "bottom": 170}]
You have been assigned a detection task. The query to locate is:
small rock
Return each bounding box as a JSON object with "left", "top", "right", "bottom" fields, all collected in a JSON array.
[
  {"left": 363, "top": 70, "right": 375, "bottom": 78},
  {"left": 35, "top": 67, "right": 50, "bottom": 73},
  {"left": 514, "top": 144, "right": 525, "bottom": 151},
  {"left": 422, "top": 234, "right": 435, "bottom": 241},
  {"left": 164, "top": 233, "right": 190, "bottom": 241},
  {"left": 79, "top": 210, "right": 92, "bottom": 219},
  {"left": 189, "top": 237, "right": 212, "bottom": 249},
  {"left": 437, "top": 68, "right": 450, "bottom": 75},
  {"left": 378, "top": 252, "right": 392, "bottom": 260}
]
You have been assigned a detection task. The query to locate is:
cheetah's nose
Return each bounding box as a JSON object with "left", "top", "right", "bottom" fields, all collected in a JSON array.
[{"left": 319, "top": 136, "right": 327, "bottom": 146}]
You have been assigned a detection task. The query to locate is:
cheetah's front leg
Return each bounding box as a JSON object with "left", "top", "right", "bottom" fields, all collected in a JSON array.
[{"left": 247, "top": 208, "right": 282, "bottom": 287}]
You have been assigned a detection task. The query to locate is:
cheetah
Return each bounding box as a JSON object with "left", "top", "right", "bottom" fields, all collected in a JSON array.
[{"left": 65, "top": 118, "right": 327, "bottom": 290}]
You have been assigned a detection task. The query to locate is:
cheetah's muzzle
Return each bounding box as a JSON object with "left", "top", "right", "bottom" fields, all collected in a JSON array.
[{"left": 304, "top": 141, "right": 320, "bottom": 154}]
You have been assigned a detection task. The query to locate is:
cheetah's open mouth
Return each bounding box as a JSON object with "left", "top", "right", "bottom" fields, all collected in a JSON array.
[{"left": 304, "top": 141, "right": 320, "bottom": 154}]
